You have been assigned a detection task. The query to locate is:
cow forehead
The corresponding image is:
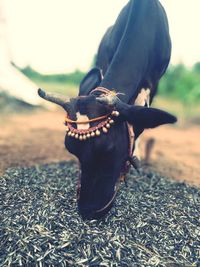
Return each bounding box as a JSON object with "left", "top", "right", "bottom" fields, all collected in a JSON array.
[
  {"left": 71, "top": 96, "right": 95, "bottom": 112},
  {"left": 69, "top": 96, "right": 108, "bottom": 130},
  {"left": 71, "top": 95, "right": 110, "bottom": 117}
]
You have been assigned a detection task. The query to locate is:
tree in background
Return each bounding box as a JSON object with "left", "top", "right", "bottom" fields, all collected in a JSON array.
[
  {"left": 14, "top": 61, "right": 200, "bottom": 106},
  {"left": 159, "top": 62, "right": 200, "bottom": 104}
]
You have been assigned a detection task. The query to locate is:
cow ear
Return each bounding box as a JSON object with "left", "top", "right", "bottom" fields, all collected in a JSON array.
[
  {"left": 79, "top": 67, "right": 102, "bottom": 96},
  {"left": 129, "top": 106, "right": 177, "bottom": 132}
]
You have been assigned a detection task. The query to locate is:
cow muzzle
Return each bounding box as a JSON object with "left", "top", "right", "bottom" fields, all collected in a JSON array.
[{"left": 77, "top": 178, "right": 121, "bottom": 220}]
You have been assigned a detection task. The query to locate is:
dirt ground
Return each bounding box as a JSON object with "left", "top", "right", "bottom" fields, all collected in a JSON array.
[{"left": 0, "top": 110, "right": 199, "bottom": 186}]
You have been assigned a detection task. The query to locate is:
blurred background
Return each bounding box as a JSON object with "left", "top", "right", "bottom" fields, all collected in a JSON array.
[{"left": 0, "top": 0, "right": 199, "bottom": 185}]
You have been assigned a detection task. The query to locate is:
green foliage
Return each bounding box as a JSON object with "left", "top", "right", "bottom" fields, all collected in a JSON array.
[
  {"left": 11, "top": 64, "right": 85, "bottom": 96},
  {"left": 20, "top": 66, "right": 85, "bottom": 85},
  {"left": 13, "top": 62, "right": 200, "bottom": 105},
  {"left": 91, "top": 54, "right": 97, "bottom": 68},
  {"left": 193, "top": 62, "right": 200, "bottom": 73},
  {"left": 159, "top": 63, "right": 200, "bottom": 104},
  {"left": 35, "top": 81, "right": 78, "bottom": 97}
]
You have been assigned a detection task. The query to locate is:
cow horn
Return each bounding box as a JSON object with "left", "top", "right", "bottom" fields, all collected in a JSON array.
[{"left": 38, "top": 88, "right": 70, "bottom": 107}]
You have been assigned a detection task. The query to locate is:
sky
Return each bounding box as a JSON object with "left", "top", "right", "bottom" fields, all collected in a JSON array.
[{"left": 2, "top": 0, "right": 200, "bottom": 74}]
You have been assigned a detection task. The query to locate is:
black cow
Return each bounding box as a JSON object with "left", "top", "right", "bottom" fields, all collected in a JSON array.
[{"left": 38, "top": 0, "right": 177, "bottom": 220}]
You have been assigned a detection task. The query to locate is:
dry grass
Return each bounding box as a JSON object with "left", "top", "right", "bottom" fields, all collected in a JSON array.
[
  {"left": 1, "top": 161, "right": 199, "bottom": 266},
  {"left": 153, "top": 96, "right": 200, "bottom": 123}
]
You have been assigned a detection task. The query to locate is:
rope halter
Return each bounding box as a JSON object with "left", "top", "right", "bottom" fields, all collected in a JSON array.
[{"left": 65, "top": 87, "right": 120, "bottom": 141}]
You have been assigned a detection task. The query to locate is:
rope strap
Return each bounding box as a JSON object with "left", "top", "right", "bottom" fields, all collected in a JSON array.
[{"left": 65, "top": 113, "right": 111, "bottom": 124}]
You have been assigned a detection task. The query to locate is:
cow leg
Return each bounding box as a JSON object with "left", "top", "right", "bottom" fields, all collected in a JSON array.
[
  {"left": 144, "top": 137, "right": 155, "bottom": 164},
  {"left": 133, "top": 138, "right": 141, "bottom": 160},
  {"left": 133, "top": 87, "right": 151, "bottom": 160},
  {"left": 133, "top": 86, "right": 157, "bottom": 164}
]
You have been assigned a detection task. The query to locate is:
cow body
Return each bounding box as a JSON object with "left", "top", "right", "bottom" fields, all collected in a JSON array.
[
  {"left": 38, "top": 0, "right": 176, "bottom": 220},
  {"left": 79, "top": 0, "right": 171, "bottom": 105}
]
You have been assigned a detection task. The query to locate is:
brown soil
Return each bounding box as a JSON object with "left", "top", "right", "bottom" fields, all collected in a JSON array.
[
  {"left": 141, "top": 125, "right": 200, "bottom": 186},
  {"left": 0, "top": 110, "right": 199, "bottom": 186}
]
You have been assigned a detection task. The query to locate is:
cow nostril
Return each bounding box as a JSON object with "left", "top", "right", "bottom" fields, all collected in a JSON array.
[
  {"left": 79, "top": 201, "right": 114, "bottom": 220},
  {"left": 78, "top": 206, "right": 95, "bottom": 220},
  {"left": 80, "top": 211, "right": 95, "bottom": 220}
]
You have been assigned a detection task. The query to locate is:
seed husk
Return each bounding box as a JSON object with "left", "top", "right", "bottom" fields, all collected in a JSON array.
[{"left": 1, "top": 161, "right": 199, "bottom": 266}]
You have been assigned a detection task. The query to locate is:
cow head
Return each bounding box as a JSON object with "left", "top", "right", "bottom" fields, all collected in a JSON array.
[{"left": 38, "top": 83, "right": 176, "bottom": 220}]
